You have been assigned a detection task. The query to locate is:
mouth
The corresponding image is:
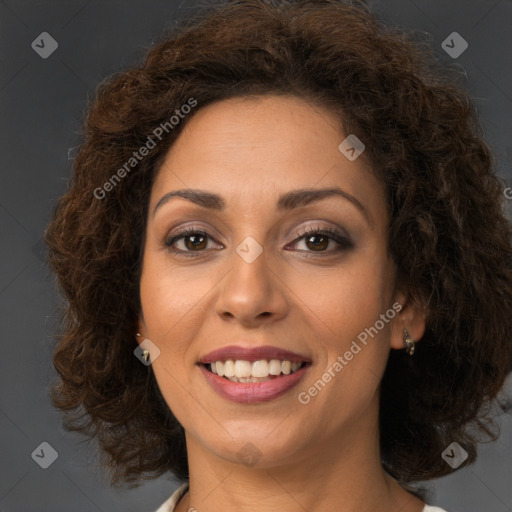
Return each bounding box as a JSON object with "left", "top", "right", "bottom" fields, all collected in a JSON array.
[
  {"left": 196, "top": 344, "right": 313, "bottom": 403},
  {"left": 196, "top": 351, "right": 312, "bottom": 403}
]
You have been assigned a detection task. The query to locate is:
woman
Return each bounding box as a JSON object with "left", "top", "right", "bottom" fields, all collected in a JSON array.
[{"left": 44, "top": 1, "right": 512, "bottom": 511}]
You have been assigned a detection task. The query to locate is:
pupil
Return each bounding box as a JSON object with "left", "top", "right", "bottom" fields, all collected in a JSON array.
[
  {"left": 306, "top": 235, "right": 328, "bottom": 251},
  {"left": 186, "top": 235, "right": 207, "bottom": 250}
]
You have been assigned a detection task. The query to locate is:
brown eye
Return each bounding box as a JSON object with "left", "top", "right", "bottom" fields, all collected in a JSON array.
[
  {"left": 165, "top": 228, "right": 218, "bottom": 253},
  {"left": 288, "top": 226, "right": 353, "bottom": 255},
  {"left": 303, "top": 233, "right": 330, "bottom": 252},
  {"left": 182, "top": 233, "right": 208, "bottom": 251}
]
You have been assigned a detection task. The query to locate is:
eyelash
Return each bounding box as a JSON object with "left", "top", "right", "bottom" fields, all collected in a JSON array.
[{"left": 164, "top": 225, "right": 353, "bottom": 258}]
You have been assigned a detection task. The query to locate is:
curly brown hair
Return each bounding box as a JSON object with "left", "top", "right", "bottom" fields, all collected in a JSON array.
[{"left": 43, "top": 0, "right": 512, "bottom": 496}]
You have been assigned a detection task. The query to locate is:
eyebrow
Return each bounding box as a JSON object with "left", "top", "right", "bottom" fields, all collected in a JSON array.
[{"left": 152, "top": 187, "right": 372, "bottom": 225}]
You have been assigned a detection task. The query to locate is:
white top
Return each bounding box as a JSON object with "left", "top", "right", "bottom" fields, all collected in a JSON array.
[{"left": 154, "top": 483, "right": 450, "bottom": 512}]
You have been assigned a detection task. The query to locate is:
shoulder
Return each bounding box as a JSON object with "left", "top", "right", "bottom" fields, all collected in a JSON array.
[
  {"left": 151, "top": 487, "right": 450, "bottom": 512},
  {"left": 153, "top": 482, "right": 189, "bottom": 512}
]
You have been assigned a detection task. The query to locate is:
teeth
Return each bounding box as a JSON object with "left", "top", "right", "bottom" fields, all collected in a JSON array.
[
  {"left": 252, "top": 360, "right": 269, "bottom": 378},
  {"left": 269, "top": 359, "right": 282, "bottom": 375},
  {"left": 223, "top": 360, "right": 235, "bottom": 377},
  {"left": 207, "top": 359, "right": 305, "bottom": 380},
  {"left": 234, "top": 360, "right": 252, "bottom": 378}
]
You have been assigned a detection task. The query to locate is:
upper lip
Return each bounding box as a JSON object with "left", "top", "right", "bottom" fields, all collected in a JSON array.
[{"left": 198, "top": 345, "right": 312, "bottom": 364}]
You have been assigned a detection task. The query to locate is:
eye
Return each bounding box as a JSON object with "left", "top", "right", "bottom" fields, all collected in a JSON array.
[
  {"left": 287, "top": 225, "right": 353, "bottom": 256},
  {"left": 165, "top": 227, "right": 221, "bottom": 255}
]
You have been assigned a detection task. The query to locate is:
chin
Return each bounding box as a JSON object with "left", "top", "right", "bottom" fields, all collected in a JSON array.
[{"left": 205, "top": 424, "right": 308, "bottom": 468}]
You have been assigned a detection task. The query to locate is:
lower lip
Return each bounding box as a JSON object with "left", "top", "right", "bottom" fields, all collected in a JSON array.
[{"left": 198, "top": 363, "right": 311, "bottom": 404}]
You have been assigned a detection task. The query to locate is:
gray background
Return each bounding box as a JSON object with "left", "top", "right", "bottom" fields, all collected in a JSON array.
[{"left": 1, "top": 1, "right": 511, "bottom": 511}]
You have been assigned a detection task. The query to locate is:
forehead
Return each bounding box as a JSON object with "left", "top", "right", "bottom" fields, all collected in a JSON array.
[{"left": 150, "top": 95, "right": 386, "bottom": 219}]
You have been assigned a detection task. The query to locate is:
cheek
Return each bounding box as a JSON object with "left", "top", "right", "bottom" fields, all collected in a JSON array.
[
  {"left": 138, "top": 259, "right": 205, "bottom": 418},
  {"left": 289, "top": 249, "right": 392, "bottom": 335},
  {"left": 139, "top": 252, "right": 216, "bottom": 338},
  {"left": 291, "top": 249, "right": 394, "bottom": 394}
]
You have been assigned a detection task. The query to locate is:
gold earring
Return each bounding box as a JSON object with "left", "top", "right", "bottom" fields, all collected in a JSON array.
[
  {"left": 403, "top": 329, "right": 415, "bottom": 356},
  {"left": 136, "top": 333, "right": 150, "bottom": 361}
]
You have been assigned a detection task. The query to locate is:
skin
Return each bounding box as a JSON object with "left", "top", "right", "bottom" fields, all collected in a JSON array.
[{"left": 137, "top": 95, "right": 427, "bottom": 512}]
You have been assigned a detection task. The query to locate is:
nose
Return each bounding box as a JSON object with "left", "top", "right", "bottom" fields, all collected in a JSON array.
[{"left": 214, "top": 242, "right": 288, "bottom": 327}]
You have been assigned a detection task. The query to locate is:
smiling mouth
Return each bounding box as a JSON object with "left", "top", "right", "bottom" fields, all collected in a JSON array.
[{"left": 200, "top": 360, "right": 311, "bottom": 383}]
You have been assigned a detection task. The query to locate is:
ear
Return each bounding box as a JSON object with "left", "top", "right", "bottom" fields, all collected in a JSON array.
[
  {"left": 135, "top": 316, "right": 147, "bottom": 345},
  {"left": 389, "top": 287, "right": 427, "bottom": 350}
]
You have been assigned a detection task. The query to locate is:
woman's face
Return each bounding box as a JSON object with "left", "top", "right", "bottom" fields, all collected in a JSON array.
[{"left": 138, "top": 95, "right": 423, "bottom": 470}]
